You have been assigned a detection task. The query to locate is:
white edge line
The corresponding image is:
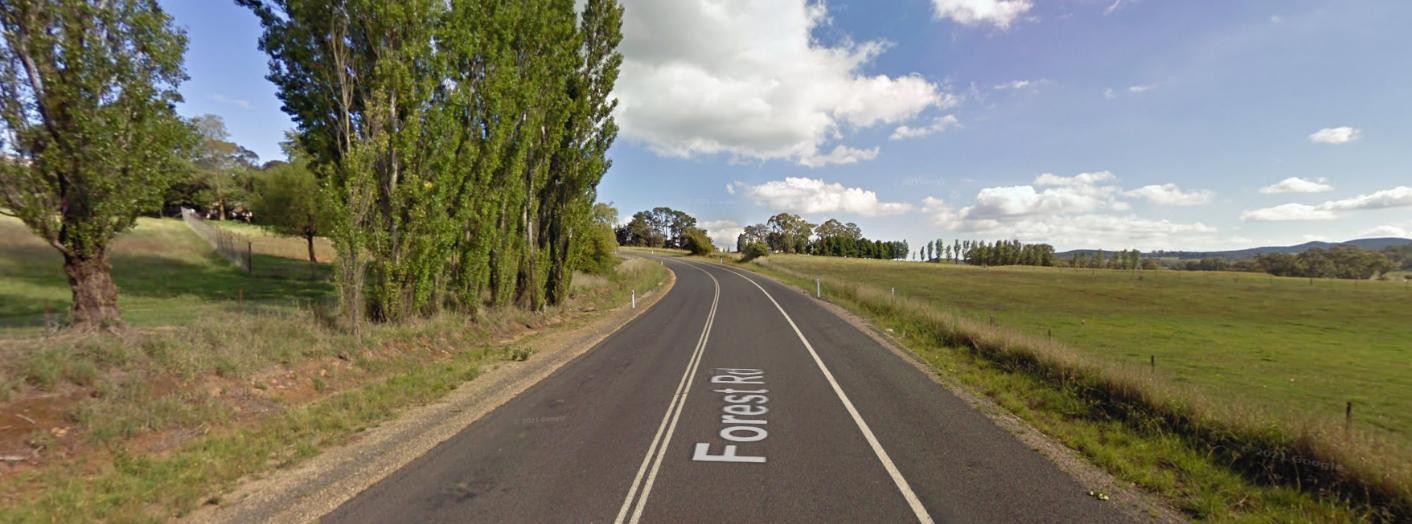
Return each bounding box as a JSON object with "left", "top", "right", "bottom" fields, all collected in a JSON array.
[
  {"left": 716, "top": 264, "right": 934, "bottom": 524},
  {"left": 613, "top": 260, "right": 720, "bottom": 524}
]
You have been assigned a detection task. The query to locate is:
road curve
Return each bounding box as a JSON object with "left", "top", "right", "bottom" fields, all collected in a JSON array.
[{"left": 325, "top": 257, "right": 1129, "bottom": 523}]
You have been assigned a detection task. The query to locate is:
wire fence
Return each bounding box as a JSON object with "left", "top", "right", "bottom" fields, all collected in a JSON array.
[{"left": 181, "top": 207, "right": 252, "bottom": 273}]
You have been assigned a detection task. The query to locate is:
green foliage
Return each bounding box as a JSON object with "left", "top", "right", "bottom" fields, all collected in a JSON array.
[
  {"left": 682, "top": 227, "right": 714, "bottom": 256},
  {"left": 1256, "top": 246, "right": 1397, "bottom": 279},
  {"left": 741, "top": 242, "right": 770, "bottom": 262},
  {"left": 240, "top": 0, "right": 624, "bottom": 323},
  {"left": 0, "top": 0, "right": 195, "bottom": 327},
  {"left": 251, "top": 151, "right": 324, "bottom": 262},
  {"left": 576, "top": 203, "right": 620, "bottom": 275},
  {"left": 616, "top": 207, "right": 696, "bottom": 248}
]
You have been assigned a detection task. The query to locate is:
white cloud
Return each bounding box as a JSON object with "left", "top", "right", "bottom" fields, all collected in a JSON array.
[
  {"left": 1259, "top": 176, "right": 1334, "bottom": 194},
  {"left": 1127, "top": 84, "right": 1155, "bottom": 94},
  {"left": 1243, "top": 186, "right": 1412, "bottom": 221},
  {"left": 1240, "top": 203, "right": 1336, "bottom": 222},
  {"left": 1125, "top": 184, "right": 1213, "bottom": 206},
  {"left": 799, "top": 144, "right": 880, "bottom": 168},
  {"left": 924, "top": 171, "right": 1222, "bottom": 249},
  {"left": 944, "top": 213, "right": 1219, "bottom": 251},
  {"left": 210, "top": 94, "right": 251, "bottom": 109},
  {"left": 993, "top": 80, "right": 1032, "bottom": 90},
  {"left": 930, "top": 0, "right": 1033, "bottom": 29},
  {"left": 1359, "top": 224, "right": 1409, "bottom": 238},
  {"left": 724, "top": 183, "right": 735, "bottom": 195},
  {"left": 1319, "top": 186, "right": 1412, "bottom": 211},
  {"left": 890, "top": 114, "right": 960, "bottom": 140},
  {"left": 1103, "top": 0, "right": 1124, "bottom": 15},
  {"left": 614, "top": 0, "right": 947, "bottom": 166},
  {"left": 1308, "top": 126, "right": 1362, "bottom": 144},
  {"left": 699, "top": 219, "right": 745, "bottom": 249},
  {"left": 740, "top": 177, "right": 914, "bottom": 217},
  {"left": 1103, "top": 88, "right": 1117, "bottom": 100}
]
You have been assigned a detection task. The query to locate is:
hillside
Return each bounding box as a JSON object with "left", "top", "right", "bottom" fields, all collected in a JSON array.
[{"left": 1059, "top": 237, "right": 1412, "bottom": 260}]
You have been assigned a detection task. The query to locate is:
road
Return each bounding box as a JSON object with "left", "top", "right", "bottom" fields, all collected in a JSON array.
[{"left": 325, "top": 257, "right": 1129, "bottom": 523}]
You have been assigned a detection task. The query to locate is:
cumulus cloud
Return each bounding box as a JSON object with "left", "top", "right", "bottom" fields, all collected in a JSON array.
[
  {"left": 614, "top": 0, "right": 948, "bottom": 167},
  {"left": 890, "top": 114, "right": 960, "bottom": 140},
  {"left": 924, "top": 171, "right": 1220, "bottom": 249},
  {"left": 698, "top": 219, "right": 745, "bottom": 249},
  {"left": 1259, "top": 176, "right": 1334, "bottom": 194},
  {"left": 931, "top": 0, "right": 1033, "bottom": 29},
  {"left": 1308, "top": 126, "right": 1361, "bottom": 144},
  {"left": 738, "top": 177, "right": 914, "bottom": 217},
  {"left": 1241, "top": 186, "right": 1412, "bottom": 221},
  {"left": 1125, "top": 184, "right": 1213, "bottom": 206}
]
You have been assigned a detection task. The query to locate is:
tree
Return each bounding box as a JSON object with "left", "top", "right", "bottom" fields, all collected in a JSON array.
[
  {"left": 682, "top": 227, "right": 714, "bottom": 256},
  {"left": 766, "top": 213, "right": 812, "bottom": 253},
  {"left": 251, "top": 147, "right": 323, "bottom": 263},
  {"left": 242, "top": 0, "right": 622, "bottom": 322},
  {"left": 0, "top": 0, "right": 194, "bottom": 329}
]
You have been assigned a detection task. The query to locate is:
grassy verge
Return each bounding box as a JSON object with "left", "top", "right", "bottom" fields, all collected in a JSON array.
[{"left": 737, "top": 256, "right": 1409, "bottom": 521}]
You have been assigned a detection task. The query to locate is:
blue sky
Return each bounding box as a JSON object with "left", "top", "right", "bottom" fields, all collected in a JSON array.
[{"left": 163, "top": 0, "right": 1411, "bottom": 251}]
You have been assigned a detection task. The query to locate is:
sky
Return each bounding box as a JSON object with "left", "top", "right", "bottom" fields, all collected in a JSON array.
[{"left": 162, "top": 0, "right": 1412, "bottom": 252}]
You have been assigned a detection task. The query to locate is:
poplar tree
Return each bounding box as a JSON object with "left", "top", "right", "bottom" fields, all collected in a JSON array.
[{"left": 0, "top": 0, "right": 193, "bottom": 329}]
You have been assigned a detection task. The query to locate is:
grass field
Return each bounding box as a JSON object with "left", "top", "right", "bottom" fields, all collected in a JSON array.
[
  {"left": 0, "top": 216, "right": 332, "bottom": 333},
  {"left": 757, "top": 256, "right": 1412, "bottom": 441},
  {"left": 739, "top": 254, "right": 1411, "bottom": 520}
]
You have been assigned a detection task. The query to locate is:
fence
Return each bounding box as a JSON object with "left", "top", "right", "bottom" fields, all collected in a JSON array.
[{"left": 181, "top": 208, "right": 252, "bottom": 273}]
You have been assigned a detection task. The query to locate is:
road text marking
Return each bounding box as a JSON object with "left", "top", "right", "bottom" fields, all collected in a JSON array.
[{"left": 693, "top": 369, "right": 769, "bottom": 463}]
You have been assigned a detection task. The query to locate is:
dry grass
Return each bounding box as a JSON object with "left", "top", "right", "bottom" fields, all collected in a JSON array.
[{"left": 754, "top": 258, "right": 1411, "bottom": 520}]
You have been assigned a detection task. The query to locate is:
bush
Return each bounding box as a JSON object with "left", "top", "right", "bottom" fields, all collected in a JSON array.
[
  {"left": 683, "top": 227, "right": 715, "bottom": 256},
  {"left": 577, "top": 223, "right": 620, "bottom": 275},
  {"left": 741, "top": 242, "right": 770, "bottom": 262}
]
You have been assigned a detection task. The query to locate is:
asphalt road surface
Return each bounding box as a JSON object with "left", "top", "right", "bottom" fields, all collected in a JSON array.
[{"left": 325, "top": 257, "right": 1129, "bottom": 523}]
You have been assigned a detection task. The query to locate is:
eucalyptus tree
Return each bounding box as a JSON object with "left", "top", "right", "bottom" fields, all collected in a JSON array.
[{"left": 0, "top": 0, "right": 194, "bottom": 329}]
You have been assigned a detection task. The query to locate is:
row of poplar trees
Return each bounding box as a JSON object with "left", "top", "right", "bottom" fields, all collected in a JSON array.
[{"left": 240, "top": 0, "right": 625, "bottom": 326}]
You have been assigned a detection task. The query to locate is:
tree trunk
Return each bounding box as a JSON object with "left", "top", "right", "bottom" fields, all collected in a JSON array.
[
  {"left": 306, "top": 233, "right": 318, "bottom": 263},
  {"left": 63, "top": 251, "right": 121, "bottom": 329}
]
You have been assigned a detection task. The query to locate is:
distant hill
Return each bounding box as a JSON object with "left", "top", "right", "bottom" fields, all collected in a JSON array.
[{"left": 1059, "top": 237, "right": 1412, "bottom": 260}]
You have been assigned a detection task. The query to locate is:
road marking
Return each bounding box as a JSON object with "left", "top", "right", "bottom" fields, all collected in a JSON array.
[
  {"left": 714, "top": 263, "right": 935, "bottom": 524},
  {"left": 614, "top": 260, "right": 720, "bottom": 524},
  {"left": 693, "top": 369, "right": 770, "bottom": 463}
]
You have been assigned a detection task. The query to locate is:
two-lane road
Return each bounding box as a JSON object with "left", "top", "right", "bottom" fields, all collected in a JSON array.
[{"left": 326, "top": 258, "right": 1128, "bottom": 523}]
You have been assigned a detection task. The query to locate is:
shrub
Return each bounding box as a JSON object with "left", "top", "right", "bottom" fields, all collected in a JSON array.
[
  {"left": 577, "top": 223, "right": 620, "bottom": 275},
  {"left": 741, "top": 242, "right": 770, "bottom": 262},
  {"left": 683, "top": 227, "right": 715, "bottom": 256}
]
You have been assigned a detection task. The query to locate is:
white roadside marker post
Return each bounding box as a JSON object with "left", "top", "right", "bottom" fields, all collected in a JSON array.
[
  {"left": 632, "top": 290, "right": 637, "bottom": 309},
  {"left": 816, "top": 278, "right": 821, "bottom": 298}
]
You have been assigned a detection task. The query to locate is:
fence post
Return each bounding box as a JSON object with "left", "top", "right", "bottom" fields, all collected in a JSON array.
[
  {"left": 1150, "top": 355, "right": 1155, "bottom": 373},
  {"left": 1345, "top": 401, "right": 1354, "bottom": 435},
  {"left": 246, "top": 241, "right": 253, "bottom": 274}
]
